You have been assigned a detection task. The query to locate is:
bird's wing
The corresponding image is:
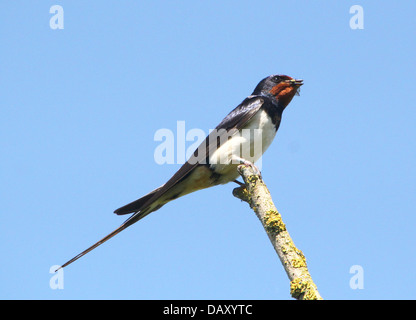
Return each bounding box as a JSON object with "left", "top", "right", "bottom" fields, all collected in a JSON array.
[
  {"left": 57, "top": 96, "right": 265, "bottom": 270},
  {"left": 119, "top": 95, "right": 265, "bottom": 221}
]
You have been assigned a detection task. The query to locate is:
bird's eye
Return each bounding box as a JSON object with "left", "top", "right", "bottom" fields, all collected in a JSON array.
[{"left": 272, "top": 76, "right": 281, "bottom": 83}]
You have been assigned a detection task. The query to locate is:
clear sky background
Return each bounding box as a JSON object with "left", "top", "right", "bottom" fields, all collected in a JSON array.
[{"left": 1, "top": 1, "right": 415, "bottom": 300}]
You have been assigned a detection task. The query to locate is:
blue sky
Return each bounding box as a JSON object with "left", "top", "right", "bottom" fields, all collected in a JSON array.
[{"left": 1, "top": 1, "right": 415, "bottom": 300}]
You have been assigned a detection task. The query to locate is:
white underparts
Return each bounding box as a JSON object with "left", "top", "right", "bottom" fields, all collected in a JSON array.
[{"left": 208, "top": 109, "right": 276, "bottom": 183}]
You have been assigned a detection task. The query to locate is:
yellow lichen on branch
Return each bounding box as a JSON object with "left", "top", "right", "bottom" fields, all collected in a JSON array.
[{"left": 232, "top": 164, "right": 322, "bottom": 300}]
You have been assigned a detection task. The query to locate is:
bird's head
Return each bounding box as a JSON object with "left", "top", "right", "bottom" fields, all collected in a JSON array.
[{"left": 252, "top": 74, "right": 303, "bottom": 109}]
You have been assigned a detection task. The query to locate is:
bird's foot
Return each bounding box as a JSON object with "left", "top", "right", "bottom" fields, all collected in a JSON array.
[{"left": 233, "top": 157, "right": 262, "bottom": 179}]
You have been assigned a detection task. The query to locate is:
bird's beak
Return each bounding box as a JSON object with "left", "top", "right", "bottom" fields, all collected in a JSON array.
[
  {"left": 289, "top": 79, "right": 303, "bottom": 96},
  {"left": 290, "top": 79, "right": 303, "bottom": 86}
]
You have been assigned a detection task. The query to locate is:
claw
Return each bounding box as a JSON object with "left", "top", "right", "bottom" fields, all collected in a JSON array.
[
  {"left": 233, "top": 156, "right": 262, "bottom": 179},
  {"left": 244, "top": 162, "right": 262, "bottom": 178}
]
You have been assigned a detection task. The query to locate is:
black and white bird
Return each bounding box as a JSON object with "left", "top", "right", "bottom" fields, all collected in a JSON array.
[{"left": 57, "top": 74, "right": 303, "bottom": 270}]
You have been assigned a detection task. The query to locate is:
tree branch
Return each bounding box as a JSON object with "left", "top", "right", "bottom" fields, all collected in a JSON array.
[{"left": 232, "top": 164, "right": 323, "bottom": 300}]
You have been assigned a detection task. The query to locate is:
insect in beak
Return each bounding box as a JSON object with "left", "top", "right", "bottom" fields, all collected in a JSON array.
[{"left": 290, "top": 79, "right": 303, "bottom": 96}]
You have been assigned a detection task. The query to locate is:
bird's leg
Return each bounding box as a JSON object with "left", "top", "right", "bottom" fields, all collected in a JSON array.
[{"left": 233, "top": 180, "right": 245, "bottom": 186}]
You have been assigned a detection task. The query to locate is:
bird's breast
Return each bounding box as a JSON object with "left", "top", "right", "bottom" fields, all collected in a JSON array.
[{"left": 208, "top": 109, "right": 277, "bottom": 182}]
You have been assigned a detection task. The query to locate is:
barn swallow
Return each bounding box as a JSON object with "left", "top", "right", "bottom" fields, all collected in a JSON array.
[{"left": 57, "top": 74, "right": 303, "bottom": 270}]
